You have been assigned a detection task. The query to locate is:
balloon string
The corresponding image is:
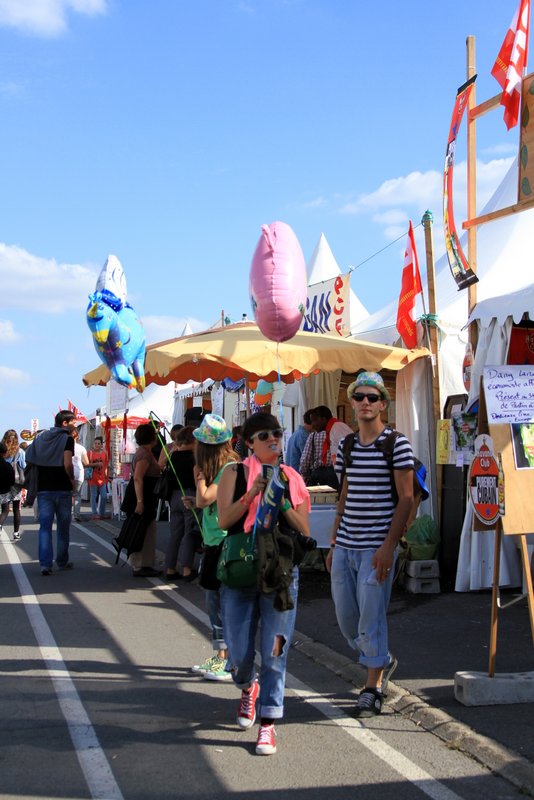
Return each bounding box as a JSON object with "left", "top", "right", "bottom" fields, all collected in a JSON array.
[{"left": 276, "top": 346, "right": 286, "bottom": 460}]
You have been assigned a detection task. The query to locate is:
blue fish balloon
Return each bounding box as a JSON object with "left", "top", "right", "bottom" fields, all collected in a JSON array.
[{"left": 86, "top": 256, "right": 146, "bottom": 392}]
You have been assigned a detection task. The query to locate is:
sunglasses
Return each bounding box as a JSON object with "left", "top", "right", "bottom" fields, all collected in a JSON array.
[
  {"left": 352, "top": 392, "right": 382, "bottom": 403},
  {"left": 250, "top": 428, "right": 284, "bottom": 442}
]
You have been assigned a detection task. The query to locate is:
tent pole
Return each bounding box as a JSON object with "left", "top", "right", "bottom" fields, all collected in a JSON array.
[
  {"left": 466, "top": 35, "right": 478, "bottom": 354},
  {"left": 422, "top": 210, "right": 442, "bottom": 525}
]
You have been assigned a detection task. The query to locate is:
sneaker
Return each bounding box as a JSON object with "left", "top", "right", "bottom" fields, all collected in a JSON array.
[
  {"left": 191, "top": 654, "right": 222, "bottom": 674},
  {"left": 237, "top": 679, "right": 259, "bottom": 729},
  {"left": 41, "top": 568, "right": 52, "bottom": 576},
  {"left": 13, "top": 531, "right": 21, "bottom": 540},
  {"left": 354, "top": 687, "right": 383, "bottom": 718},
  {"left": 204, "top": 660, "right": 232, "bottom": 682},
  {"left": 256, "top": 723, "right": 277, "bottom": 755},
  {"left": 57, "top": 562, "right": 74, "bottom": 571},
  {"left": 380, "top": 655, "right": 398, "bottom": 696}
]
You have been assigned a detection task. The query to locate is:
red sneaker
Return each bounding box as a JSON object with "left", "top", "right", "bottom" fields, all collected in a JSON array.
[
  {"left": 236, "top": 679, "right": 259, "bottom": 729},
  {"left": 256, "top": 723, "right": 277, "bottom": 755}
]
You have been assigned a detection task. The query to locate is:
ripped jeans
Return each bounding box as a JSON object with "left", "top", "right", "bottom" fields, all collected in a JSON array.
[
  {"left": 221, "top": 569, "right": 299, "bottom": 719},
  {"left": 330, "top": 546, "right": 396, "bottom": 669}
]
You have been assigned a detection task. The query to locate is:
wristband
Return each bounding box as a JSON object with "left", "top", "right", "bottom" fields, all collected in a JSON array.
[
  {"left": 281, "top": 498, "right": 291, "bottom": 512},
  {"left": 239, "top": 494, "right": 252, "bottom": 506},
  {"left": 330, "top": 541, "right": 336, "bottom": 548}
]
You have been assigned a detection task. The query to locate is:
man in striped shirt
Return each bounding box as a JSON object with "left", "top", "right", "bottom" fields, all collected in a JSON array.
[{"left": 327, "top": 372, "right": 414, "bottom": 718}]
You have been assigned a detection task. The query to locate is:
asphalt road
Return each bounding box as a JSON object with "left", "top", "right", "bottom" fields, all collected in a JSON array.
[{"left": 0, "top": 512, "right": 530, "bottom": 800}]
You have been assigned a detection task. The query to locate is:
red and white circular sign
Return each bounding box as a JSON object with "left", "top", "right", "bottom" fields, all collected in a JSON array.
[{"left": 468, "top": 435, "right": 499, "bottom": 526}]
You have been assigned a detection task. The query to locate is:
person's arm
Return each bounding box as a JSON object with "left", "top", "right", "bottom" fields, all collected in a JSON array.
[
  {"left": 81, "top": 448, "right": 90, "bottom": 468},
  {"left": 64, "top": 446, "right": 75, "bottom": 486},
  {"left": 372, "top": 468, "right": 413, "bottom": 582},
  {"left": 133, "top": 457, "right": 149, "bottom": 515},
  {"left": 194, "top": 466, "right": 218, "bottom": 508},
  {"left": 217, "top": 463, "right": 266, "bottom": 530}
]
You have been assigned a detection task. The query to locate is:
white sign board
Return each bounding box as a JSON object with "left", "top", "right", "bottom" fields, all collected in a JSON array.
[
  {"left": 483, "top": 365, "right": 534, "bottom": 424},
  {"left": 107, "top": 380, "right": 129, "bottom": 415}
]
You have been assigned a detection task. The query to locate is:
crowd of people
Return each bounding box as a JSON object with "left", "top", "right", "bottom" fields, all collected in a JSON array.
[{"left": 1, "top": 372, "right": 417, "bottom": 755}]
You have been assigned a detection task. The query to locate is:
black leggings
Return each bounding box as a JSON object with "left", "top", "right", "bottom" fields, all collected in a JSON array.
[{"left": 0, "top": 499, "right": 21, "bottom": 532}]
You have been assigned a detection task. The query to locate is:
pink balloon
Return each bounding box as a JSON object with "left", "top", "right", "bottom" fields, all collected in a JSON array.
[{"left": 249, "top": 221, "right": 307, "bottom": 342}]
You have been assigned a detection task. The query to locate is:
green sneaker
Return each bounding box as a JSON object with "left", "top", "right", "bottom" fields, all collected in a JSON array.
[
  {"left": 204, "top": 659, "right": 232, "bottom": 682},
  {"left": 191, "top": 654, "right": 223, "bottom": 674}
]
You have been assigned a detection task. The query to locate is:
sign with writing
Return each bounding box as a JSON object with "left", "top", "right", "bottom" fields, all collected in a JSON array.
[
  {"left": 468, "top": 434, "right": 500, "bottom": 526},
  {"left": 483, "top": 365, "right": 534, "bottom": 424},
  {"left": 302, "top": 272, "right": 350, "bottom": 337}
]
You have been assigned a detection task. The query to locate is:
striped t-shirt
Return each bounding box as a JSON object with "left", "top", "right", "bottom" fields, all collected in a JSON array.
[{"left": 334, "top": 427, "right": 414, "bottom": 550}]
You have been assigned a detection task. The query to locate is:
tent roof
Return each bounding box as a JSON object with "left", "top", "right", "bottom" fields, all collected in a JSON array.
[
  {"left": 82, "top": 322, "right": 428, "bottom": 389},
  {"left": 468, "top": 282, "right": 534, "bottom": 326}
]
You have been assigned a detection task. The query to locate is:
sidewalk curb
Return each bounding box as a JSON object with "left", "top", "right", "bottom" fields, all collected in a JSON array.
[{"left": 292, "top": 631, "right": 534, "bottom": 798}]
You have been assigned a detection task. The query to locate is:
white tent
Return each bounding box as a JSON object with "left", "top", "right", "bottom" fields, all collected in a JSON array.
[{"left": 307, "top": 233, "right": 369, "bottom": 328}]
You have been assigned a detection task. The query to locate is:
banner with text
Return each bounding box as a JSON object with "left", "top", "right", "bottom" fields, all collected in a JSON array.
[{"left": 302, "top": 272, "right": 351, "bottom": 337}]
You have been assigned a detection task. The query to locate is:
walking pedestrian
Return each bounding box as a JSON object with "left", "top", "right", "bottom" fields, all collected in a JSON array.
[
  {"left": 0, "top": 429, "right": 26, "bottom": 539},
  {"left": 71, "top": 428, "right": 89, "bottom": 521},
  {"left": 87, "top": 436, "right": 109, "bottom": 519},
  {"left": 25, "top": 410, "right": 77, "bottom": 575},
  {"left": 217, "top": 411, "right": 310, "bottom": 755},
  {"left": 327, "top": 373, "right": 414, "bottom": 717},
  {"left": 191, "top": 414, "right": 239, "bottom": 681}
]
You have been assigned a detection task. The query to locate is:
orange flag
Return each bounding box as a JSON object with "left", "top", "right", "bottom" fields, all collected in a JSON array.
[
  {"left": 396, "top": 222, "right": 422, "bottom": 349},
  {"left": 491, "top": 0, "right": 531, "bottom": 129}
]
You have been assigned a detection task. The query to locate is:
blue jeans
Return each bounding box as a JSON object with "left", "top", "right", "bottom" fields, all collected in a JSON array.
[
  {"left": 330, "top": 547, "right": 396, "bottom": 669},
  {"left": 205, "top": 589, "right": 227, "bottom": 650},
  {"left": 221, "top": 569, "right": 299, "bottom": 720},
  {"left": 90, "top": 484, "right": 107, "bottom": 516},
  {"left": 37, "top": 491, "right": 72, "bottom": 569}
]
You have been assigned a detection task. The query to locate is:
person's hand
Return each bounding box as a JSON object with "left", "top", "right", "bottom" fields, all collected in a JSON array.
[
  {"left": 135, "top": 500, "right": 144, "bottom": 514},
  {"left": 372, "top": 542, "right": 395, "bottom": 583},
  {"left": 182, "top": 496, "right": 194, "bottom": 510},
  {"left": 326, "top": 547, "right": 334, "bottom": 573},
  {"left": 249, "top": 475, "right": 267, "bottom": 499}
]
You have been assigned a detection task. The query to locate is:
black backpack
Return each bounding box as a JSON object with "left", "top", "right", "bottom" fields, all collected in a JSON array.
[{"left": 340, "top": 430, "right": 428, "bottom": 505}]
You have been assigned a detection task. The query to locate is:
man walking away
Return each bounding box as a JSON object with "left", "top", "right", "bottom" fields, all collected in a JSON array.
[
  {"left": 327, "top": 373, "right": 414, "bottom": 718},
  {"left": 26, "top": 410, "right": 76, "bottom": 575}
]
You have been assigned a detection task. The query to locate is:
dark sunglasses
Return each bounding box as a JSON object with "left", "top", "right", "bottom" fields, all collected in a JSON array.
[
  {"left": 352, "top": 392, "right": 382, "bottom": 403},
  {"left": 250, "top": 428, "right": 284, "bottom": 442}
]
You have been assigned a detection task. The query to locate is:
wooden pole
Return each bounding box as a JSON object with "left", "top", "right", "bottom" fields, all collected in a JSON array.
[
  {"left": 466, "top": 35, "right": 478, "bottom": 353},
  {"left": 422, "top": 210, "right": 442, "bottom": 523},
  {"left": 488, "top": 517, "right": 503, "bottom": 677}
]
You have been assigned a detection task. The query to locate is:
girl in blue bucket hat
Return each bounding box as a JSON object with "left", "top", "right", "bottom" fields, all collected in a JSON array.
[{"left": 191, "top": 415, "right": 239, "bottom": 681}]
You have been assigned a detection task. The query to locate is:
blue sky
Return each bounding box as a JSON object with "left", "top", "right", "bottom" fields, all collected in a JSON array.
[{"left": 0, "top": 0, "right": 521, "bottom": 433}]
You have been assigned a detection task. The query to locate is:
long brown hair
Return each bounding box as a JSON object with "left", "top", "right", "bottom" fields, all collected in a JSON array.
[
  {"left": 2, "top": 429, "right": 19, "bottom": 459},
  {"left": 195, "top": 440, "right": 238, "bottom": 485}
]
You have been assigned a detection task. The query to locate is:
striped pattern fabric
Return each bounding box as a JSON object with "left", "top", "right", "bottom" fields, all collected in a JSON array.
[{"left": 334, "top": 427, "right": 414, "bottom": 550}]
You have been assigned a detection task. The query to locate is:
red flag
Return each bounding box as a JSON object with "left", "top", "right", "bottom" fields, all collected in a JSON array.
[
  {"left": 396, "top": 222, "right": 422, "bottom": 350},
  {"left": 491, "top": 0, "right": 530, "bottom": 129},
  {"left": 68, "top": 399, "right": 88, "bottom": 424}
]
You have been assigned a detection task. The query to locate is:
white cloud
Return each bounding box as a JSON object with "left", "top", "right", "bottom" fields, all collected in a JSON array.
[
  {"left": 0, "top": 242, "right": 98, "bottom": 313},
  {"left": 0, "top": 365, "right": 31, "bottom": 386},
  {"left": 337, "top": 157, "right": 514, "bottom": 242},
  {"left": 141, "top": 315, "right": 208, "bottom": 344},
  {"left": 0, "top": 0, "right": 107, "bottom": 37},
  {"left": 303, "top": 196, "right": 327, "bottom": 209},
  {"left": 0, "top": 319, "right": 20, "bottom": 341}
]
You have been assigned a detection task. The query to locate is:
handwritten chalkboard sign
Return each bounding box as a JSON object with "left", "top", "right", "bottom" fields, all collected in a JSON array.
[{"left": 483, "top": 365, "right": 534, "bottom": 424}]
